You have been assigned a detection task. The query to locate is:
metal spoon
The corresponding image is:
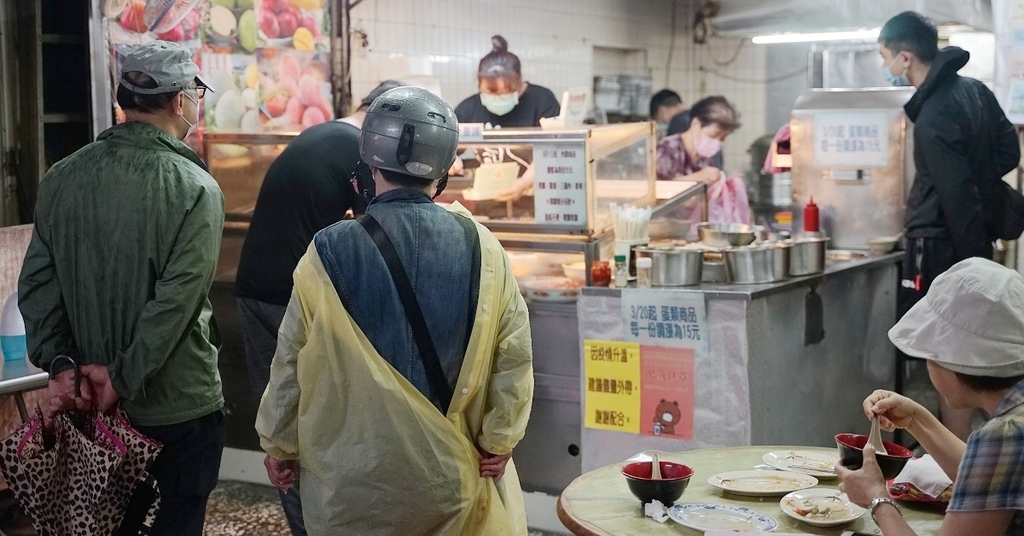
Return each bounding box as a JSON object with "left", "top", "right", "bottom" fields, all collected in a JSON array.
[
  {"left": 868, "top": 416, "right": 888, "bottom": 455},
  {"left": 651, "top": 452, "right": 663, "bottom": 480}
]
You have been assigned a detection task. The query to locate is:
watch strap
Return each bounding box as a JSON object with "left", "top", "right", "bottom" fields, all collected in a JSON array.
[{"left": 869, "top": 496, "right": 901, "bottom": 519}]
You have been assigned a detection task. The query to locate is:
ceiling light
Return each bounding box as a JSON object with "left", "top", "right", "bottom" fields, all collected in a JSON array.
[{"left": 752, "top": 29, "right": 880, "bottom": 45}]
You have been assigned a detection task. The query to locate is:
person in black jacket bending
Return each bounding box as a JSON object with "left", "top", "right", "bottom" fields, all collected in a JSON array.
[{"left": 880, "top": 11, "right": 1020, "bottom": 440}]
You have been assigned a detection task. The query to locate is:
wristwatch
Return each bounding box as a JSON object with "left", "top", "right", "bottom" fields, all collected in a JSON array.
[{"left": 869, "top": 496, "right": 901, "bottom": 521}]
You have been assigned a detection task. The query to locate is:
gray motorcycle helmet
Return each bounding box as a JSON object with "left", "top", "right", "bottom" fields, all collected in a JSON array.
[{"left": 358, "top": 86, "right": 459, "bottom": 181}]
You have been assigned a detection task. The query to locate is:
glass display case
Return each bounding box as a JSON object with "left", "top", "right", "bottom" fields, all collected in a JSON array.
[
  {"left": 442, "top": 122, "right": 705, "bottom": 284},
  {"left": 203, "top": 131, "right": 299, "bottom": 282},
  {"left": 441, "top": 122, "right": 657, "bottom": 236}
]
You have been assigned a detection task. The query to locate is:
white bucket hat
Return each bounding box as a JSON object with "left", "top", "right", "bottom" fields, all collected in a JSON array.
[{"left": 889, "top": 257, "right": 1024, "bottom": 378}]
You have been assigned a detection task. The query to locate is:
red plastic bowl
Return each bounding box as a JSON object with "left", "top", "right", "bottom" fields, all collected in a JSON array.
[
  {"left": 621, "top": 461, "right": 694, "bottom": 505},
  {"left": 836, "top": 433, "right": 914, "bottom": 479}
]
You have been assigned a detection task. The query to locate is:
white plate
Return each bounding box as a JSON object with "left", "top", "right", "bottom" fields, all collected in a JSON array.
[
  {"left": 763, "top": 450, "right": 839, "bottom": 479},
  {"left": 520, "top": 276, "right": 583, "bottom": 303},
  {"left": 667, "top": 503, "right": 779, "bottom": 532},
  {"left": 708, "top": 469, "right": 818, "bottom": 496},
  {"left": 780, "top": 488, "right": 867, "bottom": 527}
]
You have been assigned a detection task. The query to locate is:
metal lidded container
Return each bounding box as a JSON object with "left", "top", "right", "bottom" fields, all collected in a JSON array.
[
  {"left": 787, "top": 236, "right": 830, "bottom": 276},
  {"left": 634, "top": 246, "right": 703, "bottom": 286},
  {"left": 724, "top": 242, "right": 791, "bottom": 284}
]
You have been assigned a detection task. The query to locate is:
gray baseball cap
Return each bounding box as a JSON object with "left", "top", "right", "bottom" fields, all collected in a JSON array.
[{"left": 120, "top": 41, "right": 213, "bottom": 95}]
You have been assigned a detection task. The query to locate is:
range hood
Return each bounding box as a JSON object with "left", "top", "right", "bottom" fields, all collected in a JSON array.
[{"left": 710, "top": 0, "right": 992, "bottom": 38}]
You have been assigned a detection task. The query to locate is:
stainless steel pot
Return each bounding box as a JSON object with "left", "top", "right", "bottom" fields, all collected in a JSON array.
[
  {"left": 635, "top": 247, "right": 703, "bottom": 286},
  {"left": 724, "top": 243, "right": 791, "bottom": 284},
  {"left": 787, "top": 237, "right": 829, "bottom": 276},
  {"left": 697, "top": 222, "right": 757, "bottom": 248}
]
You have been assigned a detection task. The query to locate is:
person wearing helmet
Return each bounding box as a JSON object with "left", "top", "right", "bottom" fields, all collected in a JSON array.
[
  {"left": 255, "top": 86, "right": 534, "bottom": 535},
  {"left": 236, "top": 80, "right": 404, "bottom": 536}
]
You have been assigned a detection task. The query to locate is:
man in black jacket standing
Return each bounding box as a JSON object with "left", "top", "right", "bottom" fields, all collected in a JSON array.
[{"left": 880, "top": 11, "right": 1021, "bottom": 440}]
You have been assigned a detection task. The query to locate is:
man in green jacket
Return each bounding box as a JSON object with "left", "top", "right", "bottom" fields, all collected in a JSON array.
[{"left": 18, "top": 41, "right": 225, "bottom": 535}]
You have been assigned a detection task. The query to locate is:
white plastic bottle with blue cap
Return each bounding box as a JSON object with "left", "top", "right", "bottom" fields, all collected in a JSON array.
[{"left": 0, "top": 291, "right": 27, "bottom": 361}]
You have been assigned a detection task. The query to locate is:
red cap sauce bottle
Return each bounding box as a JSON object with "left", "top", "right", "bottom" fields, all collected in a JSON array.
[{"left": 804, "top": 197, "right": 820, "bottom": 233}]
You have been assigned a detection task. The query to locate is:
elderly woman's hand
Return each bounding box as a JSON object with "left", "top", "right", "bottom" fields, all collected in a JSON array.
[
  {"left": 834, "top": 443, "right": 890, "bottom": 508},
  {"left": 864, "top": 389, "right": 923, "bottom": 433}
]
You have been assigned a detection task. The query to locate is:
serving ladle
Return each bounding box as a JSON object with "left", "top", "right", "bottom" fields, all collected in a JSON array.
[
  {"left": 651, "top": 452, "right": 663, "bottom": 480},
  {"left": 868, "top": 416, "right": 888, "bottom": 455}
]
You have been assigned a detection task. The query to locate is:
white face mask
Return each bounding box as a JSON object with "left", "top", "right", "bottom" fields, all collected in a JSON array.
[
  {"left": 480, "top": 92, "right": 519, "bottom": 116},
  {"left": 180, "top": 91, "right": 200, "bottom": 139}
]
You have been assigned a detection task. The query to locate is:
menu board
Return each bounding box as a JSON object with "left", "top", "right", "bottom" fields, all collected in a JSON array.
[
  {"left": 532, "top": 144, "right": 588, "bottom": 226},
  {"left": 812, "top": 112, "right": 889, "bottom": 168}
]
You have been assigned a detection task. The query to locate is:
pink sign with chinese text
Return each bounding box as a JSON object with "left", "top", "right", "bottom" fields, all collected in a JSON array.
[{"left": 640, "top": 345, "right": 695, "bottom": 440}]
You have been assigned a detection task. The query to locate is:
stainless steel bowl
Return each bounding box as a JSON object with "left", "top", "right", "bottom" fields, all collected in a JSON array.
[
  {"left": 697, "top": 223, "right": 758, "bottom": 248},
  {"left": 724, "top": 243, "right": 791, "bottom": 284},
  {"left": 635, "top": 246, "right": 703, "bottom": 286},
  {"left": 787, "top": 236, "right": 830, "bottom": 276}
]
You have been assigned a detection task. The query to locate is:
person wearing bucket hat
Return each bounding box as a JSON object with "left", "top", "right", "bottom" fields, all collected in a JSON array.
[
  {"left": 836, "top": 257, "right": 1024, "bottom": 536},
  {"left": 18, "top": 41, "right": 225, "bottom": 534},
  {"left": 234, "top": 79, "right": 404, "bottom": 536},
  {"left": 256, "top": 86, "right": 534, "bottom": 534}
]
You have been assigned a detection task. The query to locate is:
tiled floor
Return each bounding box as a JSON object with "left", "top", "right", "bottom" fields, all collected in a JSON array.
[{"left": 0, "top": 480, "right": 565, "bottom": 535}]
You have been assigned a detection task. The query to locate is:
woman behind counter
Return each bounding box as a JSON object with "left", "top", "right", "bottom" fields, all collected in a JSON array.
[
  {"left": 455, "top": 35, "right": 560, "bottom": 128},
  {"left": 656, "top": 95, "right": 740, "bottom": 183}
]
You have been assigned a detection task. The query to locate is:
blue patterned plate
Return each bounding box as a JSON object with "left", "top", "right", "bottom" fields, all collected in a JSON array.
[{"left": 667, "top": 503, "right": 779, "bottom": 532}]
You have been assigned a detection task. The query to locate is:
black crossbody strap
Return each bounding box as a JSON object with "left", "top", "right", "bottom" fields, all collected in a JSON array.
[
  {"left": 452, "top": 215, "right": 482, "bottom": 356},
  {"left": 358, "top": 214, "right": 453, "bottom": 413}
]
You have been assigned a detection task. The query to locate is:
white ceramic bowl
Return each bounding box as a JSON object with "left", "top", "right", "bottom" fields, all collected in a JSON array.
[
  {"left": 866, "top": 237, "right": 898, "bottom": 255},
  {"left": 562, "top": 261, "right": 587, "bottom": 282}
]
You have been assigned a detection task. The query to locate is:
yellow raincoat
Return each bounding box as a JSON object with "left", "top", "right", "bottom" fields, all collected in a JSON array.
[{"left": 256, "top": 204, "right": 534, "bottom": 536}]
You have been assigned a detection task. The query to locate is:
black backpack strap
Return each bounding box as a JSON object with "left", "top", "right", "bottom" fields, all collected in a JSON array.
[
  {"left": 451, "top": 214, "right": 481, "bottom": 357},
  {"left": 358, "top": 214, "right": 453, "bottom": 413}
]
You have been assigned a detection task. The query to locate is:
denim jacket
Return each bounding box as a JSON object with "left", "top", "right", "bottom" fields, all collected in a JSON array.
[{"left": 314, "top": 188, "right": 475, "bottom": 408}]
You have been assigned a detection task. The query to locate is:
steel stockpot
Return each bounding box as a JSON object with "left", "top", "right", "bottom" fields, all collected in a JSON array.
[
  {"left": 634, "top": 246, "right": 703, "bottom": 286},
  {"left": 723, "top": 242, "right": 791, "bottom": 284},
  {"left": 786, "top": 236, "right": 829, "bottom": 276}
]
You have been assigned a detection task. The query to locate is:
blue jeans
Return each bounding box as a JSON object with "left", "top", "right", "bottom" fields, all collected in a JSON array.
[{"left": 237, "top": 297, "right": 307, "bottom": 536}]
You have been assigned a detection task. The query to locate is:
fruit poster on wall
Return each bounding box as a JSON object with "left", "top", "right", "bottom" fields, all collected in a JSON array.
[
  {"left": 257, "top": 49, "right": 332, "bottom": 129},
  {"left": 101, "top": 0, "right": 331, "bottom": 137}
]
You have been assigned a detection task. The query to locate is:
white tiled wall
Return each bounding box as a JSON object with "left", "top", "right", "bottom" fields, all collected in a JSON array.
[{"left": 349, "top": 0, "right": 768, "bottom": 175}]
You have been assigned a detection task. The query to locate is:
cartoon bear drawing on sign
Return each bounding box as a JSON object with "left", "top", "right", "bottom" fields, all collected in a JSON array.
[{"left": 654, "top": 399, "right": 681, "bottom": 435}]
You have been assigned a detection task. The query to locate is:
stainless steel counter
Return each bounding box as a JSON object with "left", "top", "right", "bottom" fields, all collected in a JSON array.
[
  {"left": 0, "top": 360, "right": 47, "bottom": 421},
  {"left": 583, "top": 251, "right": 902, "bottom": 300},
  {"left": 515, "top": 250, "right": 902, "bottom": 491}
]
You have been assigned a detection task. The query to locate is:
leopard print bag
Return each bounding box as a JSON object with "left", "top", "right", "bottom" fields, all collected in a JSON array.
[{"left": 0, "top": 407, "right": 163, "bottom": 536}]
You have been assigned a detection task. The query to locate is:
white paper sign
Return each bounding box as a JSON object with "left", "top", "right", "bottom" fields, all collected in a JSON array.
[
  {"left": 533, "top": 144, "right": 587, "bottom": 226},
  {"left": 620, "top": 289, "right": 708, "bottom": 352},
  {"left": 813, "top": 112, "right": 889, "bottom": 168}
]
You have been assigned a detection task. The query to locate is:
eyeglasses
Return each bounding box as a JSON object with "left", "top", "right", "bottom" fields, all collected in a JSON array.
[{"left": 194, "top": 86, "right": 207, "bottom": 99}]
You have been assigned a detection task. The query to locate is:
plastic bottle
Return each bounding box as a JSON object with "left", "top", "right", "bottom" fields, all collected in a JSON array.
[
  {"left": 804, "top": 196, "right": 820, "bottom": 233},
  {"left": 614, "top": 255, "right": 629, "bottom": 288},
  {"left": 635, "top": 257, "right": 652, "bottom": 289},
  {"left": 0, "top": 291, "right": 26, "bottom": 361}
]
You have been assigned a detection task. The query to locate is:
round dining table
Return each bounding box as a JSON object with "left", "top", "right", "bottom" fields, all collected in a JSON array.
[{"left": 557, "top": 445, "right": 946, "bottom": 535}]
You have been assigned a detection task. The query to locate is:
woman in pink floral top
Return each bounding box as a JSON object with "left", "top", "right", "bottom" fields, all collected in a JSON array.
[{"left": 656, "top": 96, "right": 741, "bottom": 183}]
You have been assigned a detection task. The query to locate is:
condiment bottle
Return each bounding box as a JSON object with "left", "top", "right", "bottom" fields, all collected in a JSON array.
[
  {"left": 804, "top": 196, "right": 820, "bottom": 233},
  {"left": 0, "top": 291, "right": 26, "bottom": 361},
  {"left": 635, "top": 257, "right": 652, "bottom": 289},
  {"left": 590, "top": 260, "right": 611, "bottom": 287},
  {"left": 614, "top": 255, "right": 629, "bottom": 288}
]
